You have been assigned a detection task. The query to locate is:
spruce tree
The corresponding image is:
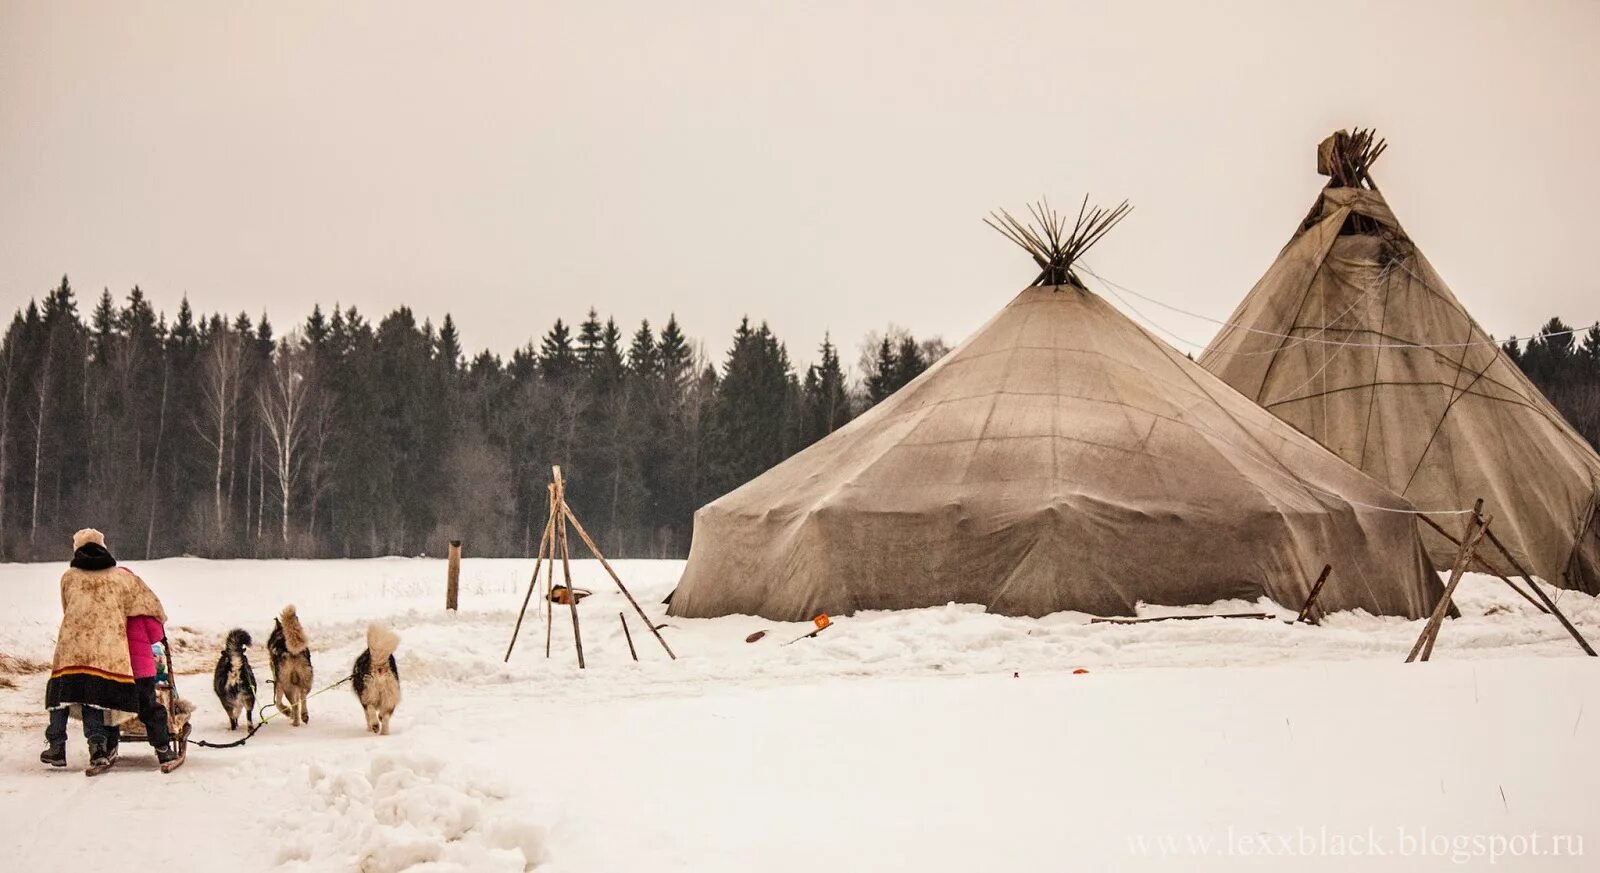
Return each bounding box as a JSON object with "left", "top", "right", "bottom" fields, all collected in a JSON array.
[
  {"left": 658, "top": 314, "right": 692, "bottom": 391},
  {"left": 628, "top": 319, "right": 659, "bottom": 379},
  {"left": 576, "top": 308, "right": 604, "bottom": 372},
  {"left": 865, "top": 336, "right": 898, "bottom": 404},
  {"left": 438, "top": 314, "right": 463, "bottom": 372},
  {"left": 801, "top": 333, "right": 850, "bottom": 445},
  {"left": 538, "top": 318, "right": 577, "bottom": 383},
  {"left": 891, "top": 335, "right": 926, "bottom": 391}
]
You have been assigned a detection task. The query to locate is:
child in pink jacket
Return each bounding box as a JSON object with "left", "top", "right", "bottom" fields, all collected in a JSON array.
[{"left": 121, "top": 612, "right": 177, "bottom": 765}]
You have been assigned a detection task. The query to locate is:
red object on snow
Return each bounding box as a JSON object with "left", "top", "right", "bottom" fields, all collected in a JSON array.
[{"left": 1073, "top": 668, "right": 1089, "bottom": 675}]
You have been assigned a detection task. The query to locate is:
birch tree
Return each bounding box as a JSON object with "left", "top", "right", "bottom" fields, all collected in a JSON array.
[
  {"left": 258, "top": 339, "right": 314, "bottom": 551},
  {"left": 196, "top": 326, "right": 243, "bottom": 536}
]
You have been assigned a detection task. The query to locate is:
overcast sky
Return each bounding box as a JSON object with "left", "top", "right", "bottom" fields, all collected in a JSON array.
[{"left": 3, "top": 1, "right": 1597, "bottom": 373}]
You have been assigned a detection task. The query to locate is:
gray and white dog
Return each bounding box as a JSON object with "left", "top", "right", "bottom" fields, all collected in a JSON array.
[{"left": 212, "top": 628, "right": 257, "bottom": 731}]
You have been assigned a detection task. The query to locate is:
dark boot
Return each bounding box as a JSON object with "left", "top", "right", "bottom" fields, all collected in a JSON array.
[
  {"left": 39, "top": 742, "right": 66, "bottom": 767},
  {"left": 87, "top": 736, "right": 113, "bottom": 770},
  {"left": 155, "top": 744, "right": 180, "bottom": 765}
]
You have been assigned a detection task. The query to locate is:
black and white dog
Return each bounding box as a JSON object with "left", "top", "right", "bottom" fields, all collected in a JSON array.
[
  {"left": 351, "top": 625, "right": 401, "bottom": 735},
  {"left": 212, "top": 628, "right": 257, "bottom": 731},
  {"left": 267, "top": 605, "right": 314, "bottom": 726}
]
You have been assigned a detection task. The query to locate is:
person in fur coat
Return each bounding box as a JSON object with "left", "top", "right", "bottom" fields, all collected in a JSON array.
[{"left": 40, "top": 529, "right": 171, "bottom": 770}]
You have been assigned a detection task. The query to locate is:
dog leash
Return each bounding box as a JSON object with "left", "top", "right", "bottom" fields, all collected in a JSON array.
[{"left": 190, "top": 676, "right": 353, "bottom": 750}]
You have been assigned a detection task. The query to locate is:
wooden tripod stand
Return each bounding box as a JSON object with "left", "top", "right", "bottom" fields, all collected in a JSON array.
[{"left": 504, "top": 466, "right": 676, "bottom": 667}]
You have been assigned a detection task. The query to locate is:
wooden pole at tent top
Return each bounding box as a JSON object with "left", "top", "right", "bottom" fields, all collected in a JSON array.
[
  {"left": 446, "top": 540, "right": 462, "bottom": 612},
  {"left": 554, "top": 467, "right": 586, "bottom": 669},
  {"left": 1408, "top": 506, "right": 1492, "bottom": 663}
]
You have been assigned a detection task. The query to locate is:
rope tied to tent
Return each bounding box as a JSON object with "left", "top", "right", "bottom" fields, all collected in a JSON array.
[{"left": 1078, "top": 262, "right": 1596, "bottom": 354}]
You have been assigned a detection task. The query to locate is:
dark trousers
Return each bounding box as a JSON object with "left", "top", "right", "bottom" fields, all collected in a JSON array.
[
  {"left": 44, "top": 705, "right": 111, "bottom": 746},
  {"left": 133, "top": 677, "right": 172, "bottom": 748},
  {"left": 45, "top": 680, "right": 170, "bottom": 750}
]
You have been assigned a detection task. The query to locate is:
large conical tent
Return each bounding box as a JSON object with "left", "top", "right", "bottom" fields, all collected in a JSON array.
[
  {"left": 670, "top": 199, "right": 1444, "bottom": 621},
  {"left": 1201, "top": 130, "right": 1600, "bottom": 594}
]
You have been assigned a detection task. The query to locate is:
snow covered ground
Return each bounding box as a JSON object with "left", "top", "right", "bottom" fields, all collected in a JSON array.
[{"left": 2, "top": 557, "right": 1597, "bottom": 871}]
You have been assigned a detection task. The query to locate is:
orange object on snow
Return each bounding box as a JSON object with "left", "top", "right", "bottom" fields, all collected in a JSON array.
[
  {"left": 813, "top": 613, "right": 831, "bottom": 630},
  {"left": 1073, "top": 667, "right": 1089, "bottom": 675}
]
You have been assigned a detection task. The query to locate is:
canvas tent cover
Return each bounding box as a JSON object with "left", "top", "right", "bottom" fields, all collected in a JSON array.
[
  {"left": 670, "top": 283, "right": 1443, "bottom": 621},
  {"left": 1200, "top": 184, "right": 1600, "bottom": 594}
]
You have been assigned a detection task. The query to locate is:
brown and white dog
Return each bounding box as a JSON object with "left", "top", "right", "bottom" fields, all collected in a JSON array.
[
  {"left": 267, "top": 605, "right": 314, "bottom": 726},
  {"left": 351, "top": 625, "right": 401, "bottom": 735}
]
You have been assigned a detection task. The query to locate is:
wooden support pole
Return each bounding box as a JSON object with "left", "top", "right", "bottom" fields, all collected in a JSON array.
[
  {"left": 554, "top": 468, "right": 585, "bottom": 669},
  {"left": 446, "top": 540, "right": 462, "bottom": 612},
  {"left": 620, "top": 612, "right": 638, "bottom": 662},
  {"left": 543, "top": 484, "right": 557, "bottom": 659},
  {"left": 1295, "top": 564, "right": 1334, "bottom": 625},
  {"left": 1473, "top": 511, "right": 1597, "bottom": 657},
  {"left": 503, "top": 516, "right": 553, "bottom": 662},
  {"left": 1408, "top": 512, "right": 1492, "bottom": 663},
  {"left": 562, "top": 504, "right": 677, "bottom": 660},
  {"left": 1416, "top": 513, "right": 1547, "bottom": 614}
]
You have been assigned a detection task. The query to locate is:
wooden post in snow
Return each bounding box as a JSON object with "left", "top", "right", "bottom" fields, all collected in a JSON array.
[
  {"left": 446, "top": 540, "right": 462, "bottom": 612},
  {"left": 620, "top": 612, "right": 638, "bottom": 662},
  {"left": 1295, "top": 564, "right": 1334, "bottom": 625}
]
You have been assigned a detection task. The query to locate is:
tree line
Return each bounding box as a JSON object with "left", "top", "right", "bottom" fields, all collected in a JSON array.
[
  {"left": 0, "top": 277, "right": 947, "bottom": 561},
  {"left": 4, "top": 278, "right": 1595, "bottom": 564},
  {"left": 1502, "top": 318, "right": 1600, "bottom": 451}
]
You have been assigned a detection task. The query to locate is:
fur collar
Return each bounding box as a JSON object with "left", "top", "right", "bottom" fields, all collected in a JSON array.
[{"left": 69, "top": 543, "right": 117, "bottom": 571}]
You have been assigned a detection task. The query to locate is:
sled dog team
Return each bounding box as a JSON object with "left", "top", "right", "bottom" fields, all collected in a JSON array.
[
  {"left": 40, "top": 528, "right": 403, "bottom": 776},
  {"left": 217, "top": 604, "right": 403, "bottom": 736}
]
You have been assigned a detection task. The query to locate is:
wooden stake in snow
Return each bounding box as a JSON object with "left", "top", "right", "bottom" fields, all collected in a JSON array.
[
  {"left": 1407, "top": 508, "right": 1493, "bottom": 663},
  {"left": 1295, "top": 564, "right": 1334, "bottom": 625},
  {"left": 620, "top": 612, "right": 638, "bottom": 662},
  {"left": 446, "top": 539, "right": 462, "bottom": 612}
]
